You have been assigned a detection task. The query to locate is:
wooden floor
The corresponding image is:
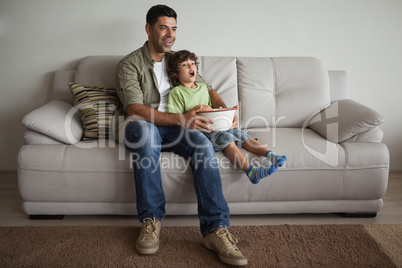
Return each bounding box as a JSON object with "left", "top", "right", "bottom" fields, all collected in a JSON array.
[{"left": 1, "top": 171, "right": 401, "bottom": 227}]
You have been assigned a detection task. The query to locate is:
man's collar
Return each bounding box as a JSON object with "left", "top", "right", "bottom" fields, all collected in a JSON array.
[
  {"left": 142, "top": 41, "right": 173, "bottom": 67},
  {"left": 142, "top": 41, "right": 154, "bottom": 64}
]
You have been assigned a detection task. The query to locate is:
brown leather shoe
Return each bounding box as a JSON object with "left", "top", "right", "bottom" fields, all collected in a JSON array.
[
  {"left": 136, "top": 218, "right": 161, "bottom": 255},
  {"left": 202, "top": 228, "right": 248, "bottom": 266}
]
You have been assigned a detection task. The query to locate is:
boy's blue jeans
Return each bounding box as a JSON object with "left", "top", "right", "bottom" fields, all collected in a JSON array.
[{"left": 125, "top": 120, "right": 230, "bottom": 237}]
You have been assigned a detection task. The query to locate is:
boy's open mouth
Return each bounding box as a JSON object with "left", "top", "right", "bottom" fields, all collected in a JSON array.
[{"left": 190, "top": 70, "right": 195, "bottom": 77}]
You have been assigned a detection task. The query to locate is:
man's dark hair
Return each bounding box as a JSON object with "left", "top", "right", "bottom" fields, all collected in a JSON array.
[
  {"left": 146, "top": 5, "right": 177, "bottom": 26},
  {"left": 167, "top": 50, "right": 199, "bottom": 87}
]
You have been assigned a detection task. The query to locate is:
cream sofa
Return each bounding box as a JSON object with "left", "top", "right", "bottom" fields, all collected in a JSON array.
[{"left": 18, "top": 56, "right": 389, "bottom": 219}]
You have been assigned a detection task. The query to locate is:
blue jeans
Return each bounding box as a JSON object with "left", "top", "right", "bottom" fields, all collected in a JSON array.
[{"left": 125, "top": 120, "right": 230, "bottom": 237}]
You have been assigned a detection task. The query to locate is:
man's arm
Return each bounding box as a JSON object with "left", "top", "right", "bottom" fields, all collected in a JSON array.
[
  {"left": 209, "top": 89, "right": 227, "bottom": 108},
  {"left": 126, "top": 103, "right": 214, "bottom": 132},
  {"left": 126, "top": 103, "right": 181, "bottom": 126}
]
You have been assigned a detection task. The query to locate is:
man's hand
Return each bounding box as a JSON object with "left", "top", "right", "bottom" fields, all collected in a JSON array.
[{"left": 183, "top": 105, "right": 214, "bottom": 132}]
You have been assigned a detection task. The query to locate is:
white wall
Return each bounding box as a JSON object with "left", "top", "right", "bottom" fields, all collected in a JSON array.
[{"left": 1, "top": 0, "right": 401, "bottom": 170}]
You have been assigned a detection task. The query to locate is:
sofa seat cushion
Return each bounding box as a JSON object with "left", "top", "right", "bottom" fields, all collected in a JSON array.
[{"left": 18, "top": 128, "right": 389, "bottom": 205}]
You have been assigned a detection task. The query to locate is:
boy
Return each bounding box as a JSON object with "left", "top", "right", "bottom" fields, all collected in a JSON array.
[{"left": 167, "top": 50, "right": 286, "bottom": 184}]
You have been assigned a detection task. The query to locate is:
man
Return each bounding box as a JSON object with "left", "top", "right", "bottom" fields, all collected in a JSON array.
[{"left": 115, "top": 5, "right": 247, "bottom": 266}]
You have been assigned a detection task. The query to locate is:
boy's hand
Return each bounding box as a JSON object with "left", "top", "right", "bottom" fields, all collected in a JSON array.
[
  {"left": 196, "top": 105, "right": 214, "bottom": 112},
  {"left": 231, "top": 105, "right": 239, "bottom": 129},
  {"left": 231, "top": 114, "right": 239, "bottom": 129}
]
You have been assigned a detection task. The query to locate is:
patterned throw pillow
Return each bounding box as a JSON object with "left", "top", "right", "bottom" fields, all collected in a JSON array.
[{"left": 69, "top": 83, "right": 119, "bottom": 140}]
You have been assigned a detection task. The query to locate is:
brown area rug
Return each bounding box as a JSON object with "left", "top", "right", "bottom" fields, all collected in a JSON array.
[{"left": 1, "top": 224, "right": 401, "bottom": 267}]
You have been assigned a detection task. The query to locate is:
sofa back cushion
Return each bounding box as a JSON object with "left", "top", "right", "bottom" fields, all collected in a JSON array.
[
  {"left": 198, "top": 57, "right": 239, "bottom": 110},
  {"left": 56, "top": 55, "right": 331, "bottom": 129},
  {"left": 269, "top": 57, "right": 330, "bottom": 128},
  {"left": 201, "top": 57, "right": 330, "bottom": 128},
  {"left": 74, "top": 56, "right": 123, "bottom": 87}
]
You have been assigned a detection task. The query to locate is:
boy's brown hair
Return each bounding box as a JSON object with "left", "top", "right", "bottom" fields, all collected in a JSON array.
[{"left": 167, "top": 50, "right": 199, "bottom": 87}]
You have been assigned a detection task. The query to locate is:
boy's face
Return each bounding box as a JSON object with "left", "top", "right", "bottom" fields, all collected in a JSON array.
[{"left": 178, "top": 59, "right": 197, "bottom": 85}]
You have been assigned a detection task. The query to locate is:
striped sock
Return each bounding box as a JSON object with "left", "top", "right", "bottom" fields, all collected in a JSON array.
[
  {"left": 246, "top": 165, "right": 278, "bottom": 184},
  {"left": 266, "top": 151, "right": 287, "bottom": 167}
]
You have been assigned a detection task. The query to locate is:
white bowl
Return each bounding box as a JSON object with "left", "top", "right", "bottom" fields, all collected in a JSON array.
[{"left": 197, "top": 107, "right": 236, "bottom": 131}]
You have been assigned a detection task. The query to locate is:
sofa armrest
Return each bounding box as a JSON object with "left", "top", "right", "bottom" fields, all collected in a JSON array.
[
  {"left": 341, "top": 127, "right": 384, "bottom": 143},
  {"left": 21, "top": 100, "right": 83, "bottom": 144},
  {"left": 24, "top": 130, "right": 63, "bottom": 145},
  {"left": 307, "top": 99, "right": 384, "bottom": 143}
]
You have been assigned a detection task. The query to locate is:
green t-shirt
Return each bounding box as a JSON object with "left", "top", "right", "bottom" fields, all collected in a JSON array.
[{"left": 168, "top": 83, "right": 212, "bottom": 114}]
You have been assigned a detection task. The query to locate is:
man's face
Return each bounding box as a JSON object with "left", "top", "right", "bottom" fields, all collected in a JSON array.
[{"left": 147, "top": 16, "right": 177, "bottom": 54}]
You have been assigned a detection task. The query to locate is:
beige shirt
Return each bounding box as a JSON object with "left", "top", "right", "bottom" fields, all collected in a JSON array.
[{"left": 113, "top": 42, "right": 211, "bottom": 143}]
